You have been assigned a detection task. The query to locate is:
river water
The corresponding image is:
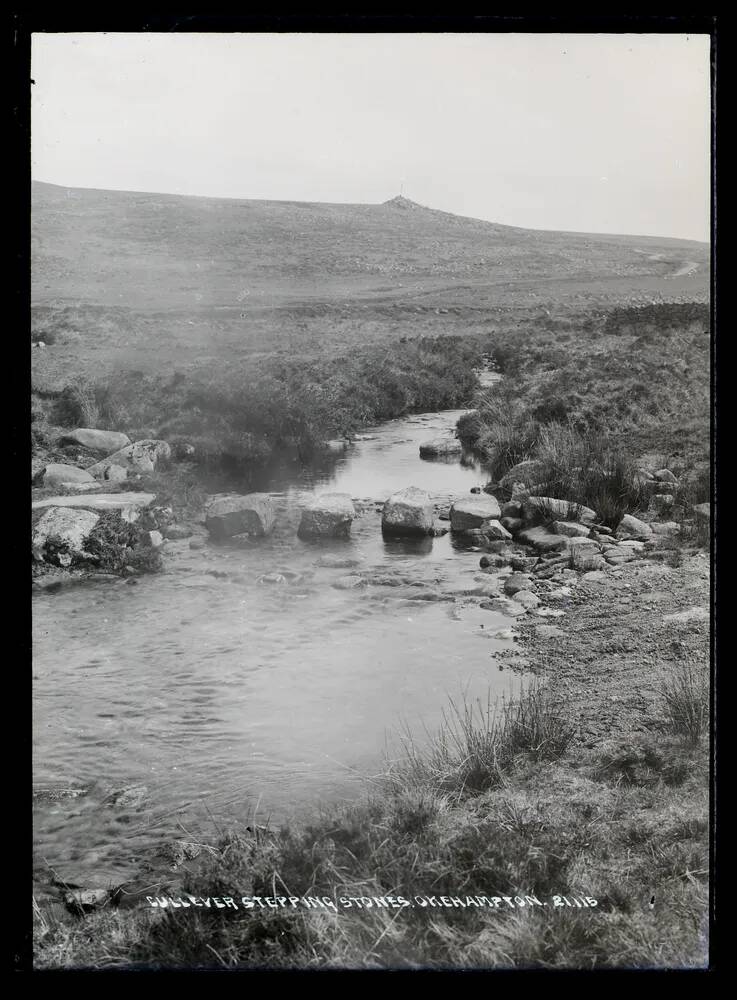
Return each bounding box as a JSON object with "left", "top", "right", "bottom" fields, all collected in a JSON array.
[{"left": 33, "top": 391, "right": 522, "bottom": 886}]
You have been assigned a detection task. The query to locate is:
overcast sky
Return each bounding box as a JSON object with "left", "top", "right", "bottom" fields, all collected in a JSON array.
[{"left": 31, "top": 32, "right": 711, "bottom": 242}]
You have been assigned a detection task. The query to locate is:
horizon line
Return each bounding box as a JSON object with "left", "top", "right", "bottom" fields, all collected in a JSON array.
[{"left": 31, "top": 176, "right": 710, "bottom": 246}]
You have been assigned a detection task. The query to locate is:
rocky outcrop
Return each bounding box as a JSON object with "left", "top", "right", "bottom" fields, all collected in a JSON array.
[
  {"left": 419, "top": 437, "right": 463, "bottom": 458},
  {"left": 37, "top": 464, "right": 96, "bottom": 489},
  {"left": 58, "top": 428, "right": 131, "bottom": 455},
  {"left": 87, "top": 440, "right": 171, "bottom": 479},
  {"left": 205, "top": 493, "right": 276, "bottom": 539},
  {"left": 298, "top": 493, "right": 356, "bottom": 539},
  {"left": 32, "top": 492, "right": 156, "bottom": 523},
  {"left": 381, "top": 487, "right": 434, "bottom": 536},
  {"left": 450, "top": 495, "right": 502, "bottom": 531},
  {"left": 32, "top": 507, "right": 100, "bottom": 564}
]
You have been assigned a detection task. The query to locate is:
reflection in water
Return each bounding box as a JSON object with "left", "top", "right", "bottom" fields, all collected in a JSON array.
[{"left": 33, "top": 398, "right": 522, "bottom": 885}]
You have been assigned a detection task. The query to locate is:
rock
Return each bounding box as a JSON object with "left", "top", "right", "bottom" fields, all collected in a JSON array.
[
  {"left": 33, "top": 492, "right": 156, "bottom": 523},
  {"left": 419, "top": 437, "right": 463, "bottom": 458},
  {"left": 32, "top": 507, "right": 100, "bottom": 563},
  {"left": 590, "top": 524, "right": 612, "bottom": 535},
  {"left": 381, "top": 487, "right": 434, "bottom": 536},
  {"left": 449, "top": 495, "right": 501, "bottom": 531},
  {"left": 512, "top": 589, "right": 540, "bottom": 610},
  {"left": 189, "top": 537, "right": 206, "bottom": 550},
  {"left": 87, "top": 440, "right": 172, "bottom": 478},
  {"left": 164, "top": 524, "right": 193, "bottom": 540},
  {"left": 566, "top": 536, "right": 600, "bottom": 553},
  {"left": 481, "top": 597, "right": 527, "bottom": 617},
  {"left": 479, "top": 554, "right": 510, "bottom": 569},
  {"left": 605, "top": 551, "right": 633, "bottom": 565},
  {"left": 481, "top": 520, "right": 512, "bottom": 541},
  {"left": 500, "top": 517, "right": 523, "bottom": 534},
  {"left": 693, "top": 503, "right": 710, "bottom": 524},
  {"left": 298, "top": 493, "right": 356, "bottom": 539},
  {"left": 521, "top": 496, "right": 596, "bottom": 525},
  {"left": 504, "top": 572, "right": 531, "bottom": 596},
  {"left": 484, "top": 539, "right": 510, "bottom": 554},
  {"left": 534, "top": 607, "right": 566, "bottom": 619},
  {"left": 259, "top": 572, "right": 288, "bottom": 585},
  {"left": 58, "top": 481, "right": 104, "bottom": 493},
  {"left": 37, "top": 464, "right": 96, "bottom": 489},
  {"left": 498, "top": 459, "right": 545, "bottom": 491},
  {"left": 654, "top": 468, "right": 678, "bottom": 484},
  {"left": 57, "top": 428, "right": 131, "bottom": 455},
  {"left": 663, "top": 607, "right": 709, "bottom": 623},
  {"left": 509, "top": 555, "right": 535, "bottom": 572},
  {"left": 552, "top": 520, "right": 592, "bottom": 538},
  {"left": 501, "top": 501, "right": 523, "bottom": 518},
  {"left": 205, "top": 494, "right": 276, "bottom": 539},
  {"left": 103, "top": 464, "right": 128, "bottom": 483},
  {"left": 517, "top": 526, "right": 571, "bottom": 553},
  {"left": 652, "top": 494, "right": 675, "bottom": 516},
  {"left": 64, "top": 889, "right": 111, "bottom": 913},
  {"left": 143, "top": 530, "right": 163, "bottom": 549},
  {"left": 581, "top": 570, "right": 608, "bottom": 583},
  {"left": 616, "top": 514, "right": 654, "bottom": 540},
  {"left": 619, "top": 539, "right": 645, "bottom": 552},
  {"left": 332, "top": 575, "right": 366, "bottom": 590},
  {"left": 107, "top": 784, "right": 148, "bottom": 809},
  {"left": 651, "top": 521, "right": 680, "bottom": 535}
]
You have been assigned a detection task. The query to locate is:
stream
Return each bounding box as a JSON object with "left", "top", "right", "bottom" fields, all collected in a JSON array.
[{"left": 32, "top": 387, "right": 524, "bottom": 886}]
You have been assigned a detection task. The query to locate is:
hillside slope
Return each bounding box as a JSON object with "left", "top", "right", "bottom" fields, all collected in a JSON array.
[{"left": 31, "top": 181, "right": 709, "bottom": 387}]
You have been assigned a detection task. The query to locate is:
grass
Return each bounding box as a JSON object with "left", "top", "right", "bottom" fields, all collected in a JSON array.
[
  {"left": 32, "top": 678, "right": 708, "bottom": 969},
  {"left": 660, "top": 664, "right": 709, "bottom": 746}
]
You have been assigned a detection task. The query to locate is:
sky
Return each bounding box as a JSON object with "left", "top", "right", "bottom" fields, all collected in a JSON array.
[{"left": 31, "top": 32, "right": 711, "bottom": 242}]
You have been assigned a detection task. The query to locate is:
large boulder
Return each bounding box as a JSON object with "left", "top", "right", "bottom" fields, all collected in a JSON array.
[
  {"left": 419, "top": 437, "right": 463, "bottom": 458},
  {"left": 616, "top": 514, "right": 653, "bottom": 540},
  {"left": 381, "top": 487, "right": 434, "bottom": 536},
  {"left": 298, "top": 493, "right": 356, "bottom": 539},
  {"left": 516, "top": 526, "right": 571, "bottom": 553},
  {"left": 522, "top": 496, "right": 596, "bottom": 525},
  {"left": 205, "top": 494, "right": 276, "bottom": 539},
  {"left": 37, "top": 464, "right": 95, "bottom": 489},
  {"left": 32, "top": 507, "right": 100, "bottom": 564},
  {"left": 87, "top": 440, "right": 171, "bottom": 479},
  {"left": 450, "top": 495, "right": 502, "bottom": 531},
  {"left": 57, "top": 428, "right": 131, "bottom": 455},
  {"left": 32, "top": 492, "right": 156, "bottom": 523},
  {"left": 498, "top": 459, "right": 545, "bottom": 492}
]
